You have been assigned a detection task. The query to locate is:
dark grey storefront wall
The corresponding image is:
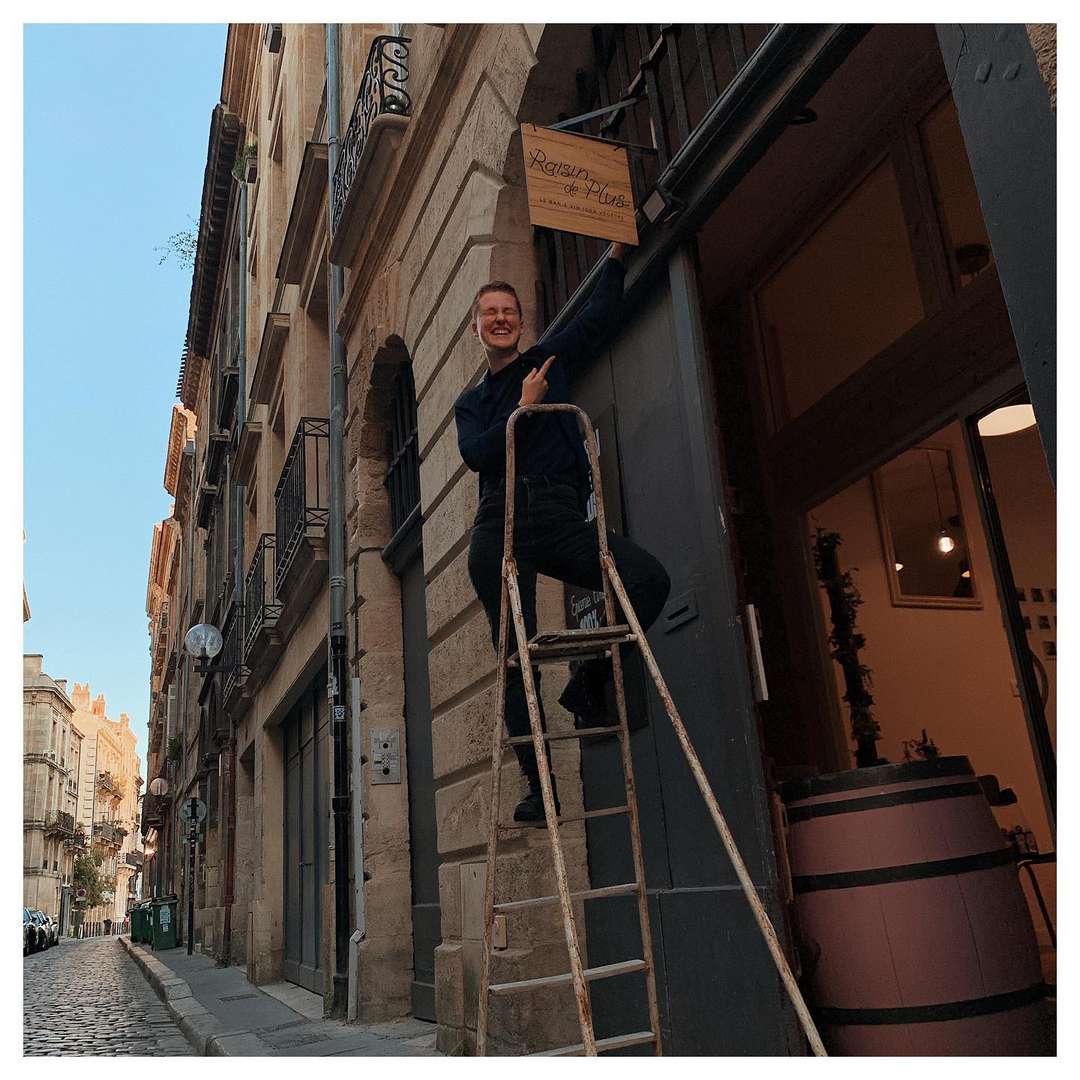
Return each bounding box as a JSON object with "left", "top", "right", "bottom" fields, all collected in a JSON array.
[
  {"left": 283, "top": 674, "right": 329, "bottom": 993},
  {"left": 937, "top": 24, "right": 1056, "bottom": 481},
  {"left": 570, "top": 251, "right": 801, "bottom": 1055}
]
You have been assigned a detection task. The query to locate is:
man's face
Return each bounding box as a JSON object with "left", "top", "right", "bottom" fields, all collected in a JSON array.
[{"left": 472, "top": 290, "right": 523, "bottom": 354}]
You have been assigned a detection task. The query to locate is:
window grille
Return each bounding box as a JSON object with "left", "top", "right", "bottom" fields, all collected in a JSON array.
[{"left": 384, "top": 365, "right": 420, "bottom": 537}]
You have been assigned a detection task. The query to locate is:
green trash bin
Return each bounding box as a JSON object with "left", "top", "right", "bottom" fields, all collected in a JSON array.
[
  {"left": 150, "top": 895, "right": 179, "bottom": 950},
  {"left": 135, "top": 902, "right": 151, "bottom": 943}
]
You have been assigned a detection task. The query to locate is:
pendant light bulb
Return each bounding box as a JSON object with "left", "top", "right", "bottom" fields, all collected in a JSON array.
[{"left": 937, "top": 531, "right": 956, "bottom": 554}]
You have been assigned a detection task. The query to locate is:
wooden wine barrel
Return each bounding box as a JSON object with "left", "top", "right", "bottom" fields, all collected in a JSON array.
[{"left": 780, "top": 756, "right": 1052, "bottom": 1055}]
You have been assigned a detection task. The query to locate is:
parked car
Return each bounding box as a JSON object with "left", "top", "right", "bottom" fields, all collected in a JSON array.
[
  {"left": 29, "top": 910, "right": 53, "bottom": 949},
  {"left": 45, "top": 913, "right": 60, "bottom": 946},
  {"left": 23, "top": 908, "right": 45, "bottom": 954}
]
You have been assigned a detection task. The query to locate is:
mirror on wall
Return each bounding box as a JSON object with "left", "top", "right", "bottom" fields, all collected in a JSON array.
[{"left": 872, "top": 445, "right": 980, "bottom": 608}]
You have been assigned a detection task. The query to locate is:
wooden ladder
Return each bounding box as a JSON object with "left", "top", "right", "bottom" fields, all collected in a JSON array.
[{"left": 475, "top": 403, "right": 826, "bottom": 1057}]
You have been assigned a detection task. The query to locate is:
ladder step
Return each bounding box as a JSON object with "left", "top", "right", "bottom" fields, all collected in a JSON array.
[
  {"left": 504, "top": 726, "right": 621, "bottom": 747},
  {"left": 489, "top": 958, "right": 648, "bottom": 996},
  {"left": 501, "top": 804, "right": 630, "bottom": 831},
  {"left": 532, "top": 1030, "right": 658, "bottom": 1057},
  {"left": 495, "top": 882, "right": 638, "bottom": 913},
  {"left": 531, "top": 625, "right": 633, "bottom": 644},
  {"left": 508, "top": 626, "right": 637, "bottom": 665}
]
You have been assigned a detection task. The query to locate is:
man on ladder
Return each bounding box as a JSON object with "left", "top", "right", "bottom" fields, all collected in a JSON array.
[{"left": 455, "top": 241, "right": 671, "bottom": 822}]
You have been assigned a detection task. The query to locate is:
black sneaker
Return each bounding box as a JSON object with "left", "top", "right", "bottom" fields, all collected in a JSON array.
[
  {"left": 559, "top": 659, "right": 612, "bottom": 729},
  {"left": 513, "top": 787, "right": 561, "bottom": 824}
]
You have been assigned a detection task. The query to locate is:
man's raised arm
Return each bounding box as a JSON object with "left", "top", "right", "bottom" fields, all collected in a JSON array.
[{"left": 542, "top": 243, "right": 631, "bottom": 369}]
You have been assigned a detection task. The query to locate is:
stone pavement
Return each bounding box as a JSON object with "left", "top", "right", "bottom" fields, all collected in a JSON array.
[
  {"left": 121, "top": 936, "right": 440, "bottom": 1056},
  {"left": 24, "top": 936, "right": 193, "bottom": 1056}
]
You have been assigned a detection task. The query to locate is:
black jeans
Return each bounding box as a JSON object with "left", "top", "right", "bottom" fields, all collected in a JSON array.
[{"left": 468, "top": 478, "right": 671, "bottom": 787}]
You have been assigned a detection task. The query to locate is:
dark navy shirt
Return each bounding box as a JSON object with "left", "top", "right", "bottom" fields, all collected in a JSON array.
[{"left": 454, "top": 257, "right": 626, "bottom": 499}]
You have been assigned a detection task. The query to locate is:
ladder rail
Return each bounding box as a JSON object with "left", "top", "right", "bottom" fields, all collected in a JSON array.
[
  {"left": 505, "top": 567, "right": 598, "bottom": 1054},
  {"left": 582, "top": 405, "right": 665, "bottom": 1057},
  {"left": 602, "top": 553, "right": 828, "bottom": 1057}
]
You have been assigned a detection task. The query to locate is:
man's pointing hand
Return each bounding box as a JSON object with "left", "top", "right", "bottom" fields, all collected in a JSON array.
[{"left": 519, "top": 355, "right": 555, "bottom": 407}]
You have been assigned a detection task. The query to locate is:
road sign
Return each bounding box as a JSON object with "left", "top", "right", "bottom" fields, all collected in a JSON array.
[{"left": 179, "top": 798, "right": 207, "bottom": 824}]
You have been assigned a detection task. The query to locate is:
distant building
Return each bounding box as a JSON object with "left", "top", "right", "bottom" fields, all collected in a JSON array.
[
  {"left": 69, "top": 684, "right": 144, "bottom": 930},
  {"left": 23, "top": 655, "right": 82, "bottom": 931}
]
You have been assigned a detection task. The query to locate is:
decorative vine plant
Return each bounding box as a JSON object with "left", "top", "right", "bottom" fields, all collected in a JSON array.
[{"left": 812, "top": 529, "right": 883, "bottom": 768}]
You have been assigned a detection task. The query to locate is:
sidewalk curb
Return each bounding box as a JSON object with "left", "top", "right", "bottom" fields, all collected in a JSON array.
[{"left": 118, "top": 936, "right": 273, "bottom": 1056}]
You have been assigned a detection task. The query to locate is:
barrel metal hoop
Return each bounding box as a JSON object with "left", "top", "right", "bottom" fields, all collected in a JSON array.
[
  {"left": 785, "top": 781, "right": 984, "bottom": 823},
  {"left": 814, "top": 982, "right": 1048, "bottom": 1026},
  {"left": 779, "top": 756, "right": 974, "bottom": 802},
  {"left": 793, "top": 847, "right": 1016, "bottom": 893}
]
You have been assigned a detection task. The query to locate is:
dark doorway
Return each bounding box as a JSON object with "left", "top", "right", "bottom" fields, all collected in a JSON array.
[
  {"left": 382, "top": 363, "right": 440, "bottom": 1020},
  {"left": 283, "top": 669, "right": 329, "bottom": 993}
]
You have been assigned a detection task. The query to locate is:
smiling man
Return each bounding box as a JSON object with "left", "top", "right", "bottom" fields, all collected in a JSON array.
[{"left": 454, "top": 243, "right": 671, "bottom": 823}]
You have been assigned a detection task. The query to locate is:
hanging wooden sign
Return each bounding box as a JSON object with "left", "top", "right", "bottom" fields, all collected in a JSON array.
[{"left": 520, "top": 123, "right": 639, "bottom": 245}]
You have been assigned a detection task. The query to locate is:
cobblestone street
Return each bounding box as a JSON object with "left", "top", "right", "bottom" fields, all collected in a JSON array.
[{"left": 24, "top": 937, "right": 193, "bottom": 1056}]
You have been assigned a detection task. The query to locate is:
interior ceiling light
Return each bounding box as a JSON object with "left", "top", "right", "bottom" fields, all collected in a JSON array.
[
  {"left": 937, "top": 531, "right": 956, "bottom": 554},
  {"left": 895, "top": 562, "right": 904, "bottom": 572},
  {"left": 977, "top": 404, "right": 1037, "bottom": 437}
]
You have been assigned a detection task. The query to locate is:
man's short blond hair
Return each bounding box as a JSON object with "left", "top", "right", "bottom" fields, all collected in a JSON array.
[{"left": 471, "top": 281, "right": 522, "bottom": 321}]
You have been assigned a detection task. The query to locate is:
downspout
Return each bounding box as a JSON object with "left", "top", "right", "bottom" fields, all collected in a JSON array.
[
  {"left": 325, "top": 22, "right": 356, "bottom": 1019},
  {"left": 221, "top": 176, "right": 248, "bottom": 967},
  {"left": 175, "top": 438, "right": 196, "bottom": 921}
]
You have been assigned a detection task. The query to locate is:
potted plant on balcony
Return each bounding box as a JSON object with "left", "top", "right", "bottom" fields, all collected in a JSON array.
[
  {"left": 232, "top": 141, "right": 258, "bottom": 184},
  {"left": 776, "top": 529, "right": 1050, "bottom": 1055}
]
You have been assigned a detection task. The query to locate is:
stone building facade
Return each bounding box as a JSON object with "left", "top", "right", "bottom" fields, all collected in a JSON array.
[
  {"left": 23, "top": 655, "right": 82, "bottom": 929},
  {"left": 146, "top": 22, "right": 1055, "bottom": 1055},
  {"left": 70, "top": 685, "right": 144, "bottom": 928}
]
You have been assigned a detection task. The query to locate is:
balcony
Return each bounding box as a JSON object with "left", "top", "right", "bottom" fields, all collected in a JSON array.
[
  {"left": 93, "top": 820, "right": 126, "bottom": 848},
  {"left": 221, "top": 600, "right": 249, "bottom": 712},
  {"left": 66, "top": 829, "right": 88, "bottom": 849},
  {"left": 125, "top": 851, "right": 144, "bottom": 868},
  {"left": 274, "top": 418, "right": 329, "bottom": 635},
  {"left": 213, "top": 332, "right": 241, "bottom": 432},
  {"left": 96, "top": 771, "right": 123, "bottom": 800},
  {"left": 244, "top": 533, "right": 283, "bottom": 676},
  {"left": 45, "top": 811, "right": 75, "bottom": 837},
  {"left": 329, "top": 35, "right": 411, "bottom": 267}
]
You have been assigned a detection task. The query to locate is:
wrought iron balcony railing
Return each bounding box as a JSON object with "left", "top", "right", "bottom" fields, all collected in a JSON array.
[
  {"left": 66, "top": 829, "right": 88, "bottom": 848},
  {"left": 93, "top": 820, "right": 125, "bottom": 847},
  {"left": 331, "top": 35, "right": 411, "bottom": 236},
  {"left": 96, "top": 771, "right": 123, "bottom": 799},
  {"left": 125, "top": 851, "right": 144, "bottom": 868},
  {"left": 274, "top": 418, "right": 330, "bottom": 594},
  {"left": 245, "top": 533, "right": 282, "bottom": 653},
  {"left": 45, "top": 811, "right": 75, "bottom": 837},
  {"left": 221, "top": 600, "right": 248, "bottom": 703}
]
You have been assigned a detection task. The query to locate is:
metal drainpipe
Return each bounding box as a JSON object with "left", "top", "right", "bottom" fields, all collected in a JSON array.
[
  {"left": 175, "top": 439, "right": 196, "bottom": 923},
  {"left": 325, "top": 22, "right": 356, "bottom": 1020},
  {"left": 221, "top": 177, "right": 248, "bottom": 967}
]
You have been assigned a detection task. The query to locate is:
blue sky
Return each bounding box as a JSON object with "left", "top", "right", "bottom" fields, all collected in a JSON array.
[{"left": 23, "top": 25, "right": 227, "bottom": 772}]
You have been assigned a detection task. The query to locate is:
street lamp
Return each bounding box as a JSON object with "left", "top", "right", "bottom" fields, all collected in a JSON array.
[
  {"left": 149, "top": 777, "right": 169, "bottom": 899},
  {"left": 184, "top": 621, "right": 245, "bottom": 676}
]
